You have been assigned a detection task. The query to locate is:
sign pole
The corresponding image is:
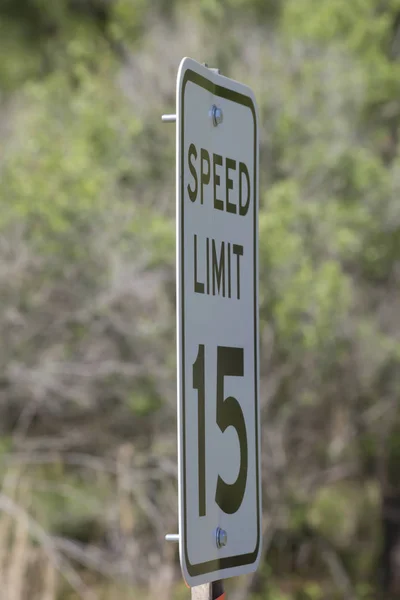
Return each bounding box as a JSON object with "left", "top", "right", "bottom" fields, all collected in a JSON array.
[
  {"left": 162, "top": 106, "right": 226, "bottom": 600},
  {"left": 162, "top": 64, "right": 226, "bottom": 600},
  {"left": 191, "top": 580, "right": 224, "bottom": 600},
  {"left": 164, "top": 535, "right": 225, "bottom": 599}
]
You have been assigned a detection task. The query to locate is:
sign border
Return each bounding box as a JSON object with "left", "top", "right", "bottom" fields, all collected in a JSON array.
[{"left": 177, "top": 61, "right": 260, "bottom": 581}]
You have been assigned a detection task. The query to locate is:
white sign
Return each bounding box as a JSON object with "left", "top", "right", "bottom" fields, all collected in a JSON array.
[{"left": 176, "top": 57, "right": 261, "bottom": 587}]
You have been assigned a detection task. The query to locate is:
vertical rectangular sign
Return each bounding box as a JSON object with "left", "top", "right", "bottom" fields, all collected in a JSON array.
[{"left": 176, "top": 57, "right": 261, "bottom": 587}]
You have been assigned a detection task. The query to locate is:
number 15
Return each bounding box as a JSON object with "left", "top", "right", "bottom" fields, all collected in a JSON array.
[{"left": 192, "top": 344, "right": 248, "bottom": 517}]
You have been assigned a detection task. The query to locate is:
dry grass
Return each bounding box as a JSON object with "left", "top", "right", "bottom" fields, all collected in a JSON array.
[
  {"left": 0, "top": 468, "right": 181, "bottom": 600},
  {"left": 0, "top": 472, "right": 56, "bottom": 600}
]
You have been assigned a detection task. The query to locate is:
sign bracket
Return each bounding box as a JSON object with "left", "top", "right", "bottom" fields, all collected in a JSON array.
[{"left": 161, "top": 114, "right": 176, "bottom": 123}]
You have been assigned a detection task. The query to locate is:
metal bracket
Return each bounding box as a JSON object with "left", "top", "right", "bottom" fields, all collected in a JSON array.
[
  {"left": 162, "top": 63, "right": 221, "bottom": 124},
  {"left": 203, "top": 63, "right": 221, "bottom": 75}
]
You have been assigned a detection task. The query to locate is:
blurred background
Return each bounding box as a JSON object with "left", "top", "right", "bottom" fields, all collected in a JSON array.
[{"left": 0, "top": 0, "right": 400, "bottom": 598}]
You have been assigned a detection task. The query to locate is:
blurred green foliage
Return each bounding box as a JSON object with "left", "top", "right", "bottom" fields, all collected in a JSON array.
[{"left": 1, "top": 0, "right": 400, "bottom": 598}]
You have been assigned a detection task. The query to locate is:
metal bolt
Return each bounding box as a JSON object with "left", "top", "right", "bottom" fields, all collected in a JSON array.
[
  {"left": 165, "top": 533, "right": 179, "bottom": 542},
  {"left": 215, "top": 527, "right": 227, "bottom": 549},
  {"left": 211, "top": 105, "right": 223, "bottom": 127}
]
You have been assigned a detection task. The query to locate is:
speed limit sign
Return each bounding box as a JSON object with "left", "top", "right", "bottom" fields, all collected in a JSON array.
[{"left": 175, "top": 58, "right": 261, "bottom": 586}]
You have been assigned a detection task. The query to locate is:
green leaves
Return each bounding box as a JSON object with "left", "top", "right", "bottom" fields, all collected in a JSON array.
[
  {"left": 0, "top": 64, "right": 140, "bottom": 255},
  {"left": 260, "top": 180, "right": 350, "bottom": 353},
  {"left": 2, "top": 0, "right": 400, "bottom": 597}
]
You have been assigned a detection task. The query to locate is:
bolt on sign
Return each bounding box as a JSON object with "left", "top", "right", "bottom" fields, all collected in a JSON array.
[{"left": 175, "top": 58, "right": 261, "bottom": 586}]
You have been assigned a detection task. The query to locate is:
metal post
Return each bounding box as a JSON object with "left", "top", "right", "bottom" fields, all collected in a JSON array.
[
  {"left": 163, "top": 62, "right": 225, "bottom": 600},
  {"left": 165, "top": 533, "right": 225, "bottom": 599},
  {"left": 191, "top": 580, "right": 224, "bottom": 600}
]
